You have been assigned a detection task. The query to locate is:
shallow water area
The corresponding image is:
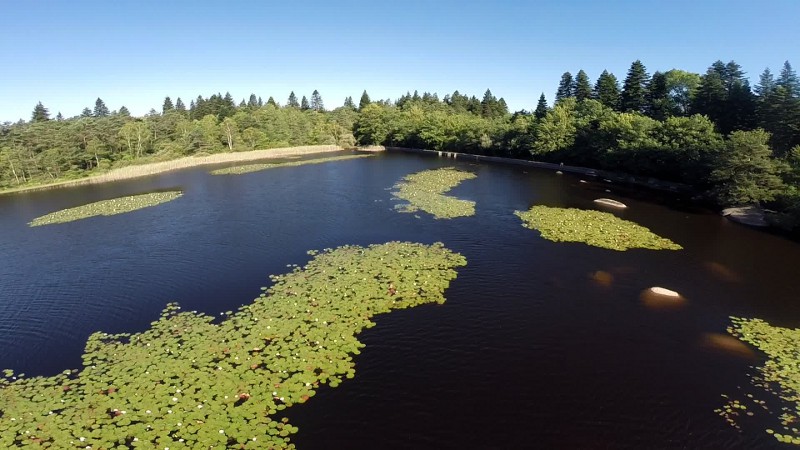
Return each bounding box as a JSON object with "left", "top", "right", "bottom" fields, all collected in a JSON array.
[{"left": 1, "top": 151, "right": 799, "bottom": 448}]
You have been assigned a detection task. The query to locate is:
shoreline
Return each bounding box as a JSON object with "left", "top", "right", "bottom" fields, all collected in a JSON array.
[{"left": 0, "top": 145, "right": 357, "bottom": 196}]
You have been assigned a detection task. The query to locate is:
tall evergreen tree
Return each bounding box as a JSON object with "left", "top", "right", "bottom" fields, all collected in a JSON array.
[
  {"left": 81, "top": 107, "right": 93, "bottom": 118},
  {"left": 593, "top": 70, "right": 621, "bottom": 110},
  {"left": 118, "top": 106, "right": 131, "bottom": 117},
  {"left": 534, "top": 93, "right": 548, "bottom": 119},
  {"left": 287, "top": 91, "right": 299, "bottom": 108},
  {"left": 620, "top": 60, "right": 650, "bottom": 113},
  {"left": 175, "top": 97, "right": 186, "bottom": 113},
  {"left": 574, "top": 70, "right": 592, "bottom": 102},
  {"left": 94, "top": 98, "right": 110, "bottom": 117},
  {"left": 247, "top": 94, "right": 258, "bottom": 108},
  {"left": 692, "top": 68, "right": 727, "bottom": 130},
  {"left": 755, "top": 68, "right": 776, "bottom": 98},
  {"left": 481, "top": 89, "right": 498, "bottom": 117},
  {"left": 359, "top": 90, "right": 371, "bottom": 111},
  {"left": 258, "top": 96, "right": 263, "bottom": 107},
  {"left": 555, "top": 72, "right": 574, "bottom": 103},
  {"left": 162, "top": 96, "right": 174, "bottom": 114},
  {"left": 343, "top": 96, "right": 355, "bottom": 109},
  {"left": 777, "top": 61, "right": 800, "bottom": 97},
  {"left": 267, "top": 97, "right": 277, "bottom": 107},
  {"left": 645, "top": 71, "right": 671, "bottom": 120},
  {"left": 31, "top": 102, "right": 50, "bottom": 122},
  {"left": 301, "top": 96, "right": 310, "bottom": 110},
  {"left": 55, "top": 111, "right": 63, "bottom": 121}
]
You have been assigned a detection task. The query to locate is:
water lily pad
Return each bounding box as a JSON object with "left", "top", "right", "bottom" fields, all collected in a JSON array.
[
  {"left": 391, "top": 167, "right": 476, "bottom": 219},
  {"left": 514, "top": 206, "right": 682, "bottom": 251},
  {"left": 210, "top": 154, "right": 373, "bottom": 175},
  {"left": 29, "top": 191, "right": 183, "bottom": 227}
]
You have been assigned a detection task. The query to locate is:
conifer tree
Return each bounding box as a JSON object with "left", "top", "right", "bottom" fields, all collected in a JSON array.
[
  {"left": 301, "top": 96, "right": 310, "bottom": 110},
  {"left": 555, "top": 72, "right": 574, "bottom": 103},
  {"left": 162, "top": 96, "right": 174, "bottom": 114},
  {"left": 247, "top": 94, "right": 258, "bottom": 108},
  {"left": 94, "top": 98, "right": 110, "bottom": 117},
  {"left": 55, "top": 111, "right": 63, "bottom": 121},
  {"left": 287, "top": 91, "right": 299, "bottom": 108},
  {"left": 574, "top": 70, "right": 592, "bottom": 102},
  {"left": 620, "top": 60, "right": 650, "bottom": 113},
  {"left": 593, "top": 70, "right": 620, "bottom": 110},
  {"left": 343, "top": 96, "right": 355, "bottom": 109},
  {"left": 31, "top": 102, "right": 50, "bottom": 122},
  {"left": 81, "top": 107, "right": 93, "bottom": 118},
  {"left": 175, "top": 98, "right": 186, "bottom": 113},
  {"left": 359, "top": 90, "right": 371, "bottom": 110},
  {"left": 645, "top": 71, "right": 671, "bottom": 120},
  {"left": 119, "top": 106, "right": 131, "bottom": 117},
  {"left": 267, "top": 97, "right": 277, "bottom": 107},
  {"left": 310, "top": 90, "right": 324, "bottom": 111},
  {"left": 534, "top": 93, "right": 548, "bottom": 119}
]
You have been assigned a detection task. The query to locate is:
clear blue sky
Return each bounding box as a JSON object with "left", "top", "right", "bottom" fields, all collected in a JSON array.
[{"left": 1, "top": 0, "right": 798, "bottom": 122}]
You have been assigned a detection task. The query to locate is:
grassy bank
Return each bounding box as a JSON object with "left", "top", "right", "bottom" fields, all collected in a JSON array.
[{"left": 0, "top": 145, "right": 352, "bottom": 196}]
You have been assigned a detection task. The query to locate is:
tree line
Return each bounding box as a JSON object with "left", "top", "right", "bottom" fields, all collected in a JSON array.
[{"left": 3, "top": 60, "right": 799, "bottom": 231}]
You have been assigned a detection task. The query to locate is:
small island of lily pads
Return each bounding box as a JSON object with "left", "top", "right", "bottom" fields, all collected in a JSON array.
[
  {"left": 210, "top": 154, "right": 373, "bottom": 175},
  {"left": 514, "top": 205, "right": 682, "bottom": 251},
  {"left": 29, "top": 191, "right": 183, "bottom": 227},
  {"left": 716, "top": 317, "right": 800, "bottom": 445},
  {"left": 391, "top": 167, "right": 477, "bottom": 219},
  {"left": 0, "top": 241, "right": 466, "bottom": 449}
]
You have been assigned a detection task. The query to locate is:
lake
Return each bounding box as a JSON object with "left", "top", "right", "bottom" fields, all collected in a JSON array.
[{"left": 1, "top": 151, "right": 798, "bottom": 449}]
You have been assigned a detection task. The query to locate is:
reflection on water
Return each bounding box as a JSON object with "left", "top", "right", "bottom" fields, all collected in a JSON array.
[
  {"left": 704, "top": 261, "right": 742, "bottom": 283},
  {"left": 700, "top": 333, "right": 756, "bottom": 360},
  {"left": 589, "top": 270, "right": 614, "bottom": 287}
]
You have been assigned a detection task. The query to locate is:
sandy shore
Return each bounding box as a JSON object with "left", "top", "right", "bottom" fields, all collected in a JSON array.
[{"left": 0, "top": 145, "right": 362, "bottom": 196}]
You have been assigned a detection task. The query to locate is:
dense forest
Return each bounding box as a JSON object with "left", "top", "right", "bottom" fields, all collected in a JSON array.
[{"left": 2, "top": 59, "right": 799, "bottom": 230}]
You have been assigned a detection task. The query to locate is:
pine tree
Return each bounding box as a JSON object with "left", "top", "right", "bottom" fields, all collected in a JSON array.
[
  {"left": 534, "top": 93, "right": 548, "bottom": 119},
  {"left": 31, "top": 102, "right": 50, "bottom": 122},
  {"left": 94, "top": 98, "right": 110, "bottom": 117},
  {"left": 301, "top": 96, "right": 310, "bottom": 110},
  {"left": 359, "top": 90, "right": 371, "bottom": 110},
  {"left": 310, "top": 90, "right": 324, "bottom": 111},
  {"left": 555, "top": 72, "right": 574, "bottom": 103},
  {"left": 593, "top": 70, "right": 620, "bottom": 110},
  {"left": 258, "top": 96, "right": 263, "bottom": 107},
  {"left": 287, "top": 91, "right": 299, "bottom": 108},
  {"left": 755, "top": 68, "right": 776, "bottom": 98},
  {"left": 645, "top": 71, "right": 671, "bottom": 120},
  {"left": 481, "top": 89, "right": 498, "bottom": 117},
  {"left": 162, "top": 96, "right": 174, "bottom": 114},
  {"left": 620, "top": 60, "right": 650, "bottom": 113},
  {"left": 692, "top": 68, "right": 727, "bottom": 130},
  {"left": 343, "top": 96, "right": 355, "bottom": 109},
  {"left": 247, "top": 94, "right": 258, "bottom": 108},
  {"left": 267, "top": 97, "right": 277, "bottom": 107},
  {"left": 778, "top": 61, "right": 800, "bottom": 97},
  {"left": 81, "top": 107, "right": 93, "bottom": 118},
  {"left": 119, "top": 106, "right": 131, "bottom": 117},
  {"left": 175, "top": 98, "right": 186, "bottom": 113},
  {"left": 55, "top": 111, "right": 63, "bottom": 121},
  {"left": 574, "top": 70, "right": 592, "bottom": 102}
]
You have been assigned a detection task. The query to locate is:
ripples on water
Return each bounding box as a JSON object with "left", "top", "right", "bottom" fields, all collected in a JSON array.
[{"left": 0, "top": 152, "right": 797, "bottom": 448}]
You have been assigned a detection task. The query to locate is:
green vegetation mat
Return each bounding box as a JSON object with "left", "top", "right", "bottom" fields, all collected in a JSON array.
[
  {"left": 391, "top": 167, "right": 477, "bottom": 219},
  {"left": 210, "top": 154, "right": 373, "bottom": 175},
  {"left": 719, "top": 318, "right": 800, "bottom": 445},
  {"left": 0, "top": 241, "right": 466, "bottom": 449},
  {"left": 514, "top": 205, "right": 682, "bottom": 251},
  {"left": 29, "top": 191, "right": 183, "bottom": 227}
]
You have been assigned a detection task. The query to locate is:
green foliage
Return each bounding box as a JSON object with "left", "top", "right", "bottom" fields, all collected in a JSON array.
[
  {"left": 0, "top": 241, "right": 466, "bottom": 449},
  {"left": 645, "top": 71, "right": 671, "bottom": 120},
  {"left": 532, "top": 97, "right": 577, "bottom": 155},
  {"left": 664, "top": 69, "right": 700, "bottom": 115},
  {"left": 310, "top": 90, "right": 324, "bottom": 112},
  {"left": 514, "top": 205, "right": 682, "bottom": 251},
  {"left": 210, "top": 154, "right": 373, "bottom": 175},
  {"left": 711, "top": 129, "right": 786, "bottom": 205},
  {"left": 93, "top": 98, "right": 110, "bottom": 118},
  {"left": 162, "top": 96, "right": 174, "bottom": 114},
  {"left": 391, "top": 167, "right": 477, "bottom": 219},
  {"left": 29, "top": 191, "right": 182, "bottom": 226}
]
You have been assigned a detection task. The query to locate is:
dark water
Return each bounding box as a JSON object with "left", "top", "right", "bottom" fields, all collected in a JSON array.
[{"left": 1, "top": 151, "right": 798, "bottom": 449}]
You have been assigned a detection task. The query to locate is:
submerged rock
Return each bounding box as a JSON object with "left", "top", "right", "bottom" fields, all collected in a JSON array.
[
  {"left": 593, "top": 198, "right": 627, "bottom": 208},
  {"left": 721, "top": 206, "right": 767, "bottom": 227}
]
